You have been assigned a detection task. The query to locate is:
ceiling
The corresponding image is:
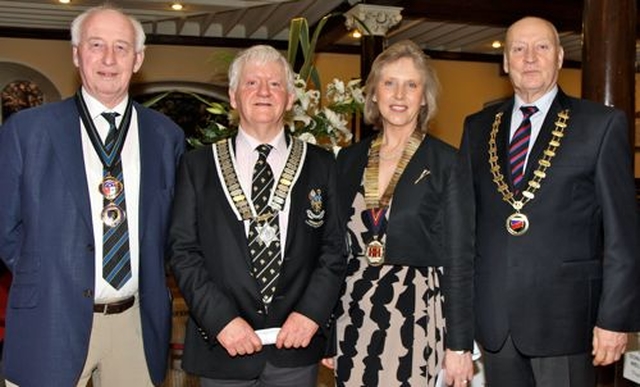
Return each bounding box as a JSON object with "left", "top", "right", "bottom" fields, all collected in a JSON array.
[{"left": 0, "top": 0, "right": 636, "bottom": 67}]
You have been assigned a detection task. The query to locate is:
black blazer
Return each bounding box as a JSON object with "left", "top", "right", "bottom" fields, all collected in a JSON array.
[
  {"left": 459, "top": 89, "right": 640, "bottom": 356},
  {"left": 168, "top": 137, "right": 346, "bottom": 379},
  {"left": 337, "top": 134, "right": 475, "bottom": 350}
]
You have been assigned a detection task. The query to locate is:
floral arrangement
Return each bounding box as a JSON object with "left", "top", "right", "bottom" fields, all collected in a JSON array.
[
  {"left": 147, "top": 15, "right": 364, "bottom": 150},
  {"left": 289, "top": 76, "right": 364, "bottom": 147},
  {"left": 184, "top": 73, "right": 363, "bottom": 150}
]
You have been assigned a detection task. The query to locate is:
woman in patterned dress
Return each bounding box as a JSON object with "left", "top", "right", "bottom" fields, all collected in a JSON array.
[{"left": 321, "top": 40, "right": 475, "bottom": 387}]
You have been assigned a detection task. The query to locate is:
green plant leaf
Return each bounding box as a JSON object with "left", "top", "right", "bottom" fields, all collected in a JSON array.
[
  {"left": 287, "top": 18, "right": 304, "bottom": 67},
  {"left": 299, "top": 14, "right": 333, "bottom": 82},
  {"left": 141, "top": 91, "right": 171, "bottom": 107}
]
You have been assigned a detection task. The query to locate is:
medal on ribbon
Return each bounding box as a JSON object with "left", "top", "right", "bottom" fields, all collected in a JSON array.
[
  {"left": 75, "top": 92, "right": 133, "bottom": 228},
  {"left": 101, "top": 203, "right": 126, "bottom": 228},
  {"left": 362, "top": 207, "right": 387, "bottom": 266},
  {"left": 99, "top": 174, "right": 123, "bottom": 201}
]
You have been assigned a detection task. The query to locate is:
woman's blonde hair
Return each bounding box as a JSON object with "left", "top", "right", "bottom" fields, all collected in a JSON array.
[{"left": 363, "top": 40, "right": 440, "bottom": 133}]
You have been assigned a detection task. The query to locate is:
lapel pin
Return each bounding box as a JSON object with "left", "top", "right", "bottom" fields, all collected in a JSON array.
[{"left": 414, "top": 168, "right": 431, "bottom": 184}]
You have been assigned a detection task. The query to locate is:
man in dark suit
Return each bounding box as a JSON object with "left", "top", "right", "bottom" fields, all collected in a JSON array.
[
  {"left": 0, "top": 5, "right": 185, "bottom": 386},
  {"left": 453, "top": 16, "right": 640, "bottom": 386},
  {"left": 168, "top": 45, "right": 346, "bottom": 387}
]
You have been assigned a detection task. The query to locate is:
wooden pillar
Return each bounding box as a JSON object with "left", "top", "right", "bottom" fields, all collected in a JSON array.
[
  {"left": 360, "top": 35, "right": 385, "bottom": 89},
  {"left": 359, "top": 35, "right": 385, "bottom": 140},
  {"left": 345, "top": 4, "right": 403, "bottom": 141},
  {"left": 583, "top": 3, "right": 637, "bottom": 385},
  {"left": 582, "top": 0, "right": 636, "bottom": 156}
]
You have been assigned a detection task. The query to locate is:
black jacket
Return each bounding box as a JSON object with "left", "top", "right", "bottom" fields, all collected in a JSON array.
[{"left": 337, "top": 134, "right": 475, "bottom": 350}]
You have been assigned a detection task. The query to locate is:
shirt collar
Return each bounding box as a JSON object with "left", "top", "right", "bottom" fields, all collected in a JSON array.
[
  {"left": 81, "top": 87, "right": 129, "bottom": 121},
  {"left": 237, "top": 126, "right": 288, "bottom": 155},
  {"left": 514, "top": 85, "right": 558, "bottom": 117}
]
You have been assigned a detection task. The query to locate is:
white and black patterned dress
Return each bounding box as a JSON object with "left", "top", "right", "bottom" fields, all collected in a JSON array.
[{"left": 333, "top": 184, "right": 445, "bottom": 387}]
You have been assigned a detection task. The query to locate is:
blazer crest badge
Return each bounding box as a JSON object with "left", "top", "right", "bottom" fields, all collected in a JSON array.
[{"left": 305, "top": 188, "right": 325, "bottom": 228}]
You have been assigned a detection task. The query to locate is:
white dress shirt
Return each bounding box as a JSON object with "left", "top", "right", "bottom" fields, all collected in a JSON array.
[
  {"left": 510, "top": 86, "right": 558, "bottom": 172},
  {"left": 234, "top": 127, "right": 291, "bottom": 254},
  {"left": 79, "top": 88, "right": 140, "bottom": 302}
]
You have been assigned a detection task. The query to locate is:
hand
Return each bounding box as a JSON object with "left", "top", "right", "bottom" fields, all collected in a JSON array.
[
  {"left": 592, "top": 326, "right": 627, "bottom": 366},
  {"left": 321, "top": 357, "right": 335, "bottom": 369},
  {"left": 275, "top": 311, "right": 319, "bottom": 349},
  {"left": 216, "top": 317, "right": 263, "bottom": 357},
  {"left": 443, "top": 349, "right": 474, "bottom": 387}
]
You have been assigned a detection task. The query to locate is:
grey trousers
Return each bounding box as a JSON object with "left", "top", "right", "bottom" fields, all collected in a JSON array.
[
  {"left": 200, "top": 362, "right": 318, "bottom": 387},
  {"left": 482, "top": 334, "right": 596, "bottom": 387}
]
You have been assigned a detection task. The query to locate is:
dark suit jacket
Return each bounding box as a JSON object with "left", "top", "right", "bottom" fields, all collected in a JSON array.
[
  {"left": 168, "top": 137, "right": 346, "bottom": 379},
  {"left": 336, "top": 134, "right": 475, "bottom": 350},
  {"left": 459, "top": 89, "right": 640, "bottom": 356},
  {"left": 0, "top": 97, "right": 185, "bottom": 386}
]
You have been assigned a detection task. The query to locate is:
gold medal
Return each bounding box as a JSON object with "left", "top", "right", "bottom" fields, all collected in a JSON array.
[
  {"left": 365, "top": 239, "right": 385, "bottom": 266},
  {"left": 99, "top": 175, "right": 123, "bottom": 201},
  {"left": 506, "top": 212, "right": 529, "bottom": 236},
  {"left": 101, "top": 203, "right": 126, "bottom": 228}
]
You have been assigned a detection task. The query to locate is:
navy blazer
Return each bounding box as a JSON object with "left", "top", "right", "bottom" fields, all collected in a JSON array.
[
  {"left": 0, "top": 97, "right": 185, "bottom": 386},
  {"left": 337, "top": 134, "right": 475, "bottom": 350},
  {"left": 459, "top": 89, "right": 640, "bottom": 356}
]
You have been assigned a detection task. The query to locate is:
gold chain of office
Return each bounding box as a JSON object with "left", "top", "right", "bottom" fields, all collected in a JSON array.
[{"left": 488, "top": 109, "right": 570, "bottom": 211}]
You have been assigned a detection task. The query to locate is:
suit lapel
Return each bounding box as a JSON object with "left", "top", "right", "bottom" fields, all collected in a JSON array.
[
  {"left": 495, "top": 100, "right": 516, "bottom": 188},
  {"left": 49, "top": 99, "right": 93, "bottom": 232},
  {"left": 339, "top": 138, "right": 372, "bottom": 216},
  {"left": 396, "top": 135, "right": 430, "bottom": 189},
  {"left": 522, "top": 91, "right": 572, "bottom": 185},
  {"left": 282, "top": 140, "right": 313, "bottom": 253},
  {"left": 137, "top": 106, "right": 161, "bottom": 242},
  {"left": 284, "top": 168, "right": 305, "bottom": 252},
  {"left": 226, "top": 136, "right": 258, "bottom": 267}
]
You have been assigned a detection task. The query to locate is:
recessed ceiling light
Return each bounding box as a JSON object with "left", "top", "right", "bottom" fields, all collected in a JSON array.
[
  {"left": 171, "top": 2, "right": 184, "bottom": 11},
  {"left": 491, "top": 40, "right": 502, "bottom": 49},
  {"left": 352, "top": 30, "right": 362, "bottom": 39},
  {"left": 59, "top": 0, "right": 71, "bottom": 4}
]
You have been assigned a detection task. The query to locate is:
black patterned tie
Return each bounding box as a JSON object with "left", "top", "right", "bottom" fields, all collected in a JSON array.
[
  {"left": 248, "top": 144, "right": 282, "bottom": 306},
  {"left": 101, "top": 112, "right": 131, "bottom": 290},
  {"left": 509, "top": 106, "right": 538, "bottom": 189}
]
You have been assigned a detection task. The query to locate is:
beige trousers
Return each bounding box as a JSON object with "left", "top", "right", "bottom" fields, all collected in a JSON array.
[
  {"left": 77, "top": 300, "right": 154, "bottom": 387},
  {"left": 7, "top": 300, "right": 154, "bottom": 387}
]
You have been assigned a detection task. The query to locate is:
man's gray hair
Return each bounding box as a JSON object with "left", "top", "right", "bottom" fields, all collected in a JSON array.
[
  {"left": 228, "top": 45, "right": 295, "bottom": 94},
  {"left": 70, "top": 5, "right": 146, "bottom": 53}
]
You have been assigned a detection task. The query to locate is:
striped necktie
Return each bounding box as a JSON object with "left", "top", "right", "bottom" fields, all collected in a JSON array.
[
  {"left": 101, "top": 112, "right": 132, "bottom": 290},
  {"left": 509, "top": 105, "right": 538, "bottom": 189},
  {"left": 248, "top": 144, "right": 282, "bottom": 307}
]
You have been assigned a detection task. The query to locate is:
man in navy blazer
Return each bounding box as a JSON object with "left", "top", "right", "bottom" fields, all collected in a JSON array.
[
  {"left": 0, "top": 5, "right": 184, "bottom": 386},
  {"left": 452, "top": 17, "right": 640, "bottom": 386}
]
